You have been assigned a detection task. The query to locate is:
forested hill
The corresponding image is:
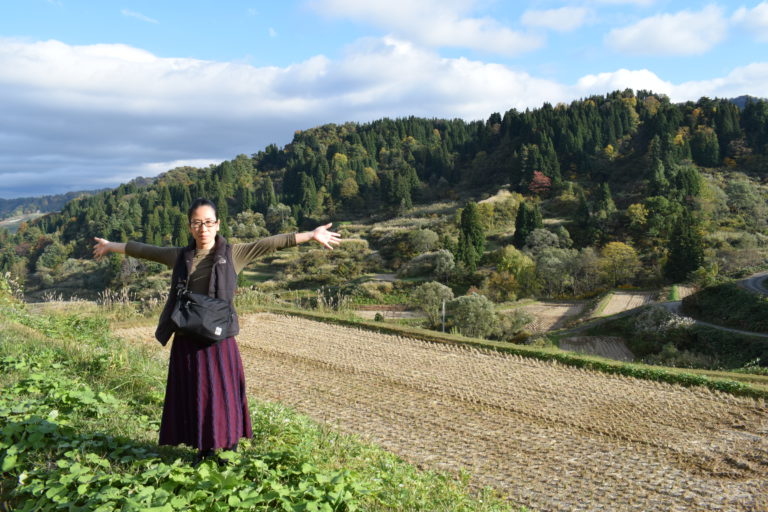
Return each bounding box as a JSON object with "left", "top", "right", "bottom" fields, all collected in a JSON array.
[
  {"left": 1, "top": 89, "right": 767, "bottom": 288},
  {"left": 0, "top": 189, "right": 105, "bottom": 219}
]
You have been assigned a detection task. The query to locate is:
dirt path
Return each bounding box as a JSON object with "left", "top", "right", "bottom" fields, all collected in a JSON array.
[{"left": 114, "top": 313, "right": 768, "bottom": 512}]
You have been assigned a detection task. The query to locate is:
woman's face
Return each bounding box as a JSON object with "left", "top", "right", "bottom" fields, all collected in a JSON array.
[{"left": 189, "top": 205, "right": 219, "bottom": 249}]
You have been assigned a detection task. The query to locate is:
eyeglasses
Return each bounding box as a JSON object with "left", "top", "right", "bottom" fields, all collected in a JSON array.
[{"left": 189, "top": 220, "right": 218, "bottom": 229}]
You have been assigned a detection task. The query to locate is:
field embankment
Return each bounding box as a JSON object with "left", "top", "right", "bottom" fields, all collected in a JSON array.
[
  {"left": 558, "top": 336, "right": 634, "bottom": 361},
  {"left": 683, "top": 282, "right": 768, "bottom": 333},
  {"left": 118, "top": 312, "right": 768, "bottom": 512}
]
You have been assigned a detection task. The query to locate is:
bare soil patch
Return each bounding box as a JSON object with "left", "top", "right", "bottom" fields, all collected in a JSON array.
[
  {"left": 478, "top": 188, "right": 514, "bottom": 204},
  {"left": 599, "top": 292, "right": 655, "bottom": 317},
  {"left": 513, "top": 302, "right": 585, "bottom": 332},
  {"left": 114, "top": 313, "right": 768, "bottom": 512}
]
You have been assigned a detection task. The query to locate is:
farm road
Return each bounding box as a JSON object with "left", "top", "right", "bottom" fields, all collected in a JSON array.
[
  {"left": 115, "top": 313, "right": 768, "bottom": 512},
  {"left": 740, "top": 271, "right": 768, "bottom": 295}
]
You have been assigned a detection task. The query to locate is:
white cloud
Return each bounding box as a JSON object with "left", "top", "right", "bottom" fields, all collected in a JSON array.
[
  {"left": 733, "top": 2, "right": 768, "bottom": 42},
  {"left": 521, "top": 7, "right": 589, "bottom": 32},
  {"left": 573, "top": 64, "right": 768, "bottom": 102},
  {"left": 0, "top": 37, "right": 766, "bottom": 197},
  {"left": 574, "top": 68, "right": 673, "bottom": 96},
  {"left": 309, "top": 0, "right": 542, "bottom": 56},
  {"left": 120, "top": 9, "right": 158, "bottom": 24},
  {"left": 269, "top": 27, "right": 278, "bottom": 37},
  {"left": 606, "top": 5, "right": 727, "bottom": 55},
  {"left": 141, "top": 159, "right": 225, "bottom": 176}
]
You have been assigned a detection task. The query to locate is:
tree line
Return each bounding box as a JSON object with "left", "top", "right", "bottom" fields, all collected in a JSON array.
[{"left": 1, "top": 90, "right": 767, "bottom": 294}]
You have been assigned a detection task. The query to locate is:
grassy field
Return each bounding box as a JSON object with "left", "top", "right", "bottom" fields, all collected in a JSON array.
[{"left": 0, "top": 287, "right": 521, "bottom": 511}]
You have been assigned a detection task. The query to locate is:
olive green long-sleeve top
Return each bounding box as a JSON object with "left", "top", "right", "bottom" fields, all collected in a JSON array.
[{"left": 125, "top": 234, "right": 296, "bottom": 294}]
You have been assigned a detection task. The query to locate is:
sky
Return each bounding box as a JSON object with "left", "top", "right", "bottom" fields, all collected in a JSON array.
[{"left": 1, "top": 0, "right": 767, "bottom": 198}]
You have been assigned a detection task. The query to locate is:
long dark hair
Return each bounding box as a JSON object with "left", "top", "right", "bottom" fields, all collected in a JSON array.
[{"left": 187, "top": 198, "right": 218, "bottom": 222}]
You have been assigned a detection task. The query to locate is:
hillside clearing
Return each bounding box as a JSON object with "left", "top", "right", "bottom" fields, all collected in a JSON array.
[{"left": 115, "top": 312, "right": 768, "bottom": 512}]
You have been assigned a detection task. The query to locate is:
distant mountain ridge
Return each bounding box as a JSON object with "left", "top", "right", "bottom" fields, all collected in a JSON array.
[
  {"left": 729, "top": 95, "right": 766, "bottom": 110},
  {"left": 0, "top": 189, "right": 106, "bottom": 220}
]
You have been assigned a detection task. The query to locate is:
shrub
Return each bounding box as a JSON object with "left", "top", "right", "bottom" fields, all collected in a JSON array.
[
  {"left": 446, "top": 293, "right": 498, "bottom": 338},
  {"left": 412, "top": 282, "right": 454, "bottom": 328},
  {"left": 482, "top": 271, "right": 517, "bottom": 302},
  {"left": 397, "top": 249, "right": 455, "bottom": 279},
  {"left": 493, "top": 310, "right": 533, "bottom": 341}
]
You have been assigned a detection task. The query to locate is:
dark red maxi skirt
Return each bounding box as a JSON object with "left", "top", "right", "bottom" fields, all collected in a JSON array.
[{"left": 158, "top": 334, "right": 252, "bottom": 452}]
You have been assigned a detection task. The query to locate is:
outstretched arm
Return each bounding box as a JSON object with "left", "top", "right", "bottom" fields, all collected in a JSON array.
[
  {"left": 93, "top": 237, "right": 178, "bottom": 267},
  {"left": 295, "top": 223, "right": 342, "bottom": 250},
  {"left": 93, "top": 237, "right": 126, "bottom": 260}
]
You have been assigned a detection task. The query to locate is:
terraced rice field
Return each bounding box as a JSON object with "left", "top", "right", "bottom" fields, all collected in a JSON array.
[
  {"left": 599, "top": 292, "right": 655, "bottom": 317},
  {"left": 515, "top": 302, "right": 585, "bottom": 332},
  {"left": 115, "top": 313, "right": 768, "bottom": 512}
]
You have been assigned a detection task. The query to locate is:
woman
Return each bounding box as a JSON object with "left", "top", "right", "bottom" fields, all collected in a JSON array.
[{"left": 93, "top": 198, "right": 341, "bottom": 462}]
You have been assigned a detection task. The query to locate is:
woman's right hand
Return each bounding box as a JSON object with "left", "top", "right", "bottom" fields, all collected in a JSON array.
[{"left": 92, "top": 237, "right": 112, "bottom": 260}]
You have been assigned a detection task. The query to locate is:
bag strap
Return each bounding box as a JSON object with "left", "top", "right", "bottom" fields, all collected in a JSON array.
[{"left": 175, "top": 279, "right": 190, "bottom": 298}]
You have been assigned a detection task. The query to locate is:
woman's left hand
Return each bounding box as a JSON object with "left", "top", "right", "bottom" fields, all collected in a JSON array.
[{"left": 312, "top": 223, "right": 342, "bottom": 250}]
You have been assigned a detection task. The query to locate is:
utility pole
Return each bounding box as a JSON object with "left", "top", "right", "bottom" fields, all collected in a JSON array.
[{"left": 441, "top": 299, "right": 446, "bottom": 332}]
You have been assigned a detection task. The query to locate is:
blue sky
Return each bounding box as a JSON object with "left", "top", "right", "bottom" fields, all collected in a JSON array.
[{"left": 1, "top": 0, "right": 767, "bottom": 198}]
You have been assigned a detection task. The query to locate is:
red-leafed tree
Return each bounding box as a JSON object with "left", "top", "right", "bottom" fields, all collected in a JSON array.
[{"left": 528, "top": 171, "right": 552, "bottom": 195}]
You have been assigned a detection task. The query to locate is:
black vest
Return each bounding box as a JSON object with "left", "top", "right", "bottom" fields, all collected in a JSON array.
[{"left": 155, "top": 234, "right": 240, "bottom": 345}]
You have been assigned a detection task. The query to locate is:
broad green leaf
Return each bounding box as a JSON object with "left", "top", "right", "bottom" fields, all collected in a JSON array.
[{"left": 1, "top": 454, "right": 17, "bottom": 472}]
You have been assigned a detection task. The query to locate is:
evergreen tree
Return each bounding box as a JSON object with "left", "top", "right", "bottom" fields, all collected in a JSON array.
[
  {"left": 299, "top": 173, "right": 318, "bottom": 219},
  {"left": 171, "top": 213, "right": 185, "bottom": 246},
  {"left": 456, "top": 202, "right": 485, "bottom": 271},
  {"left": 160, "top": 186, "right": 172, "bottom": 209},
  {"left": 216, "top": 191, "right": 230, "bottom": 238},
  {"left": 664, "top": 211, "right": 705, "bottom": 281},
  {"left": 648, "top": 157, "right": 669, "bottom": 196},
  {"left": 743, "top": 98, "right": 768, "bottom": 153},
  {"left": 575, "top": 190, "right": 591, "bottom": 228},
  {"left": 691, "top": 127, "right": 720, "bottom": 167},
  {"left": 513, "top": 203, "right": 529, "bottom": 248},
  {"left": 594, "top": 182, "right": 616, "bottom": 216},
  {"left": 513, "top": 202, "right": 543, "bottom": 248},
  {"left": 236, "top": 187, "right": 253, "bottom": 212},
  {"left": 181, "top": 187, "right": 192, "bottom": 213},
  {"left": 255, "top": 178, "right": 277, "bottom": 213}
]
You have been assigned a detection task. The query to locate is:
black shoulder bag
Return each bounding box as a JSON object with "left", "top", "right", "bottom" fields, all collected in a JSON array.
[{"left": 170, "top": 280, "right": 234, "bottom": 345}]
